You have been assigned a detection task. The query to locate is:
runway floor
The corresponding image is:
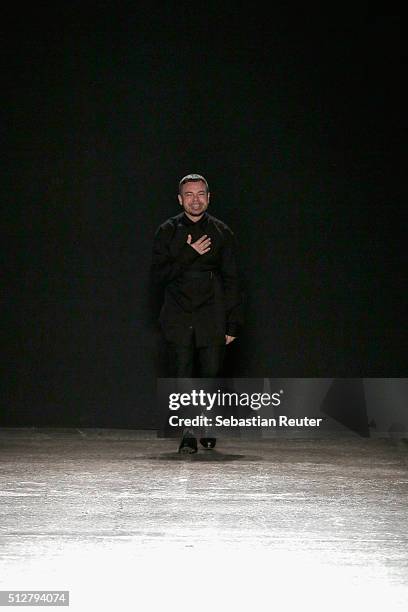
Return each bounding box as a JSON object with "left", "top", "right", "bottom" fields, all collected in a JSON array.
[{"left": 0, "top": 429, "right": 407, "bottom": 611}]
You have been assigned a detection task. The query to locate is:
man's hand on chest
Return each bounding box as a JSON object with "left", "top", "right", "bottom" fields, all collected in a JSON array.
[{"left": 187, "top": 233, "right": 212, "bottom": 255}]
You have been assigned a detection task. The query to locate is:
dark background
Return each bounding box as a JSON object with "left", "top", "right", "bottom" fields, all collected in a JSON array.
[{"left": 3, "top": 5, "right": 406, "bottom": 428}]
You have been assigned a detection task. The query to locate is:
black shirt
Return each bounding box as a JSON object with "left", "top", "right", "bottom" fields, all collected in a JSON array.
[{"left": 152, "top": 211, "right": 243, "bottom": 346}]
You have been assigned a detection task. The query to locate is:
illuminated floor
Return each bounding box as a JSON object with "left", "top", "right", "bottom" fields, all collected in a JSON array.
[{"left": 0, "top": 429, "right": 407, "bottom": 611}]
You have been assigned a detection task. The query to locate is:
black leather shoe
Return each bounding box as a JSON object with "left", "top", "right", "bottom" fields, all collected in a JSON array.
[
  {"left": 199, "top": 437, "right": 216, "bottom": 449},
  {"left": 178, "top": 435, "right": 198, "bottom": 454}
]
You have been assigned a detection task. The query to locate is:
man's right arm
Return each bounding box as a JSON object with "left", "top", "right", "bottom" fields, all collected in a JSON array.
[{"left": 151, "top": 224, "right": 199, "bottom": 285}]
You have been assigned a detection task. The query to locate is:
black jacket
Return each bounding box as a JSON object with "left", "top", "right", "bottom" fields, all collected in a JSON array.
[{"left": 152, "top": 211, "right": 243, "bottom": 346}]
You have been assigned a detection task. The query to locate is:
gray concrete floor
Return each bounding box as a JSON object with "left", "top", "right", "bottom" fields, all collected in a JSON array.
[{"left": 1, "top": 429, "right": 408, "bottom": 611}]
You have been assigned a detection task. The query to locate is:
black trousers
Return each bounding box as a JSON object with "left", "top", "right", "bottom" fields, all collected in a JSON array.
[
  {"left": 164, "top": 330, "right": 225, "bottom": 440},
  {"left": 166, "top": 330, "right": 225, "bottom": 378}
]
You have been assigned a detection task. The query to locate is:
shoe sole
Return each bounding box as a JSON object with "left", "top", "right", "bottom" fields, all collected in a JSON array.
[{"left": 178, "top": 446, "right": 197, "bottom": 454}]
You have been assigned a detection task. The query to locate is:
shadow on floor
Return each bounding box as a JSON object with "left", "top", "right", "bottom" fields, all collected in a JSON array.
[{"left": 148, "top": 451, "right": 252, "bottom": 462}]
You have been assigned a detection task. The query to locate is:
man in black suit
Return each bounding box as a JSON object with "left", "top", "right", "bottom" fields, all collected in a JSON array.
[{"left": 152, "top": 173, "right": 243, "bottom": 452}]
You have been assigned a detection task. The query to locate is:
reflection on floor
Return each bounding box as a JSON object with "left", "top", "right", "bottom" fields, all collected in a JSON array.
[{"left": 1, "top": 429, "right": 407, "bottom": 611}]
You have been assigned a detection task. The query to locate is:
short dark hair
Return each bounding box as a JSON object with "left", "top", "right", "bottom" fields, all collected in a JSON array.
[{"left": 178, "top": 173, "right": 209, "bottom": 194}]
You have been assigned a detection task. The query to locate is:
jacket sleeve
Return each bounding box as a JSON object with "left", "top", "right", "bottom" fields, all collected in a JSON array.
[
  {"left": 220, "top": 228, "right": 244, "bottom": 337},
  {"left": 152, "top": 224, "right": 199, "bottom": 285}
]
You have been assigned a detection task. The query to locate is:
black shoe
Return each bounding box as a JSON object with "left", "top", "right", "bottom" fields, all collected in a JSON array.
[
  {"left": 178, "top": 435, "right": 198, "bottom": 454},
  {"left": 199, "top": 437, "right": 216, "bottom": 449}
]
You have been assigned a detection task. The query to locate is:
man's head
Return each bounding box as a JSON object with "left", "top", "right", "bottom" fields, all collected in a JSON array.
[{"left": 178, "top": 173, "right": 210, "bottom": 220}]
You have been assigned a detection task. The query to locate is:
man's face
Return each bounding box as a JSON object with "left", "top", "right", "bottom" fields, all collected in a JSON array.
[{"left": 178, "top": 180, "right": 210, "bottom": 218}]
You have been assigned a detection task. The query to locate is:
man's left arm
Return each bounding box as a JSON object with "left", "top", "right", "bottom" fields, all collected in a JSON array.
[{"left": 220, "top": 227, "right": 244, "bottom": 343}]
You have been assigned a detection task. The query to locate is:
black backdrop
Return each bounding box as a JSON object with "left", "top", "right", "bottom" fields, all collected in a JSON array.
[{"left": 3, "top": 6, "right": 406, "bottom": 428}]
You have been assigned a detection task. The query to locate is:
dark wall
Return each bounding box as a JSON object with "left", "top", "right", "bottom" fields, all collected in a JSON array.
[{"left": 3, "top": 6, "right": 406, "bottom": 427}]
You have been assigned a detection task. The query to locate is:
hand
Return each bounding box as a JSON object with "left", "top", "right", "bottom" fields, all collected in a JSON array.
[
  {"left": 225, "top": 335, "right": 236, "bottom": 345},
  {"left": 187, "top": 233, "right": 211, "bottom": 255}
]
